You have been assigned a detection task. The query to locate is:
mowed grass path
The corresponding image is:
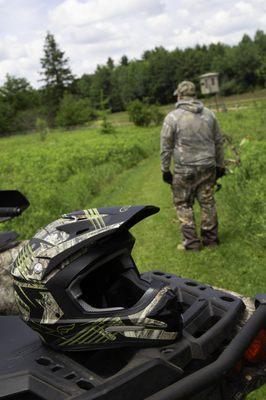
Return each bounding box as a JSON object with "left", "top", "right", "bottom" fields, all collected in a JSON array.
[
  {"left": 91, "top": 154, "right": 265, "bottom": 400},
  {"left": 92, "top": 154, "right": 264, "bottom": 295}
]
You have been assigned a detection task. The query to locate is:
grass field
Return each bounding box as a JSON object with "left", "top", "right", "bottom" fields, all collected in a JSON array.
[
  {"left": 0, "top": 126, "right": 158, "bottom": 237},
  {"left": 0, "top": 97, "right": 265, "bottom": 398}
]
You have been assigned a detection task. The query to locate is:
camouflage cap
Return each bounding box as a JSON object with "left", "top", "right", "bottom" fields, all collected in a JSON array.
[{"left": 173, "top": 81, "right": 196, "bottom": 97}]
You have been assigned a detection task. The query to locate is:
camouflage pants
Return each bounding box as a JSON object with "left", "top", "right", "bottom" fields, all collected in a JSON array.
[{"left": 172, "top": 167, "right": 218, "bottom": 250}]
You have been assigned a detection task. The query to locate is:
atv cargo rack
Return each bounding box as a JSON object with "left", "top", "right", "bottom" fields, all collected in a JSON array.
[
  {"left": 0, "top": 272, "right": 265, "bottom": 400},
  {"left": 0, "top": 190, "right": 30, "bottom": 252}
]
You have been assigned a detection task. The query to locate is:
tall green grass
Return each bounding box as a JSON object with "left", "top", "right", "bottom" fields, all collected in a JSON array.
[
  {"left": 0, "top": 126, "right": 158, "bottom": 237},
  {"left": 221, "top": 141, "right": 265, "bottom": 252}
]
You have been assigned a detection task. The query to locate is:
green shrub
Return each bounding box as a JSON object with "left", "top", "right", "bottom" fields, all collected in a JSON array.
[
  {"left": 149, "top": 104, "right": 164, "bottom": 125},
  {"left": 100, "top": 113, "right": 116, "bottom": 135},
  {"left": 220, "top": 80, "right": 245, "bottom": 96},
  {"left": 0, "top": 99, "right": 12, "bottom": 135},
  {"left": 128, "top": 100, "right": 152, "bottom": 126},
  {"left": 0, "top": 103, "right": 46, "bottom": 135},
  {"left": 56, "top": 94, "right": 96, "bottom": 128},
  {"left": 36, "top": 118, "right": 49, "bottom": 141},
  {"left": 12, "top": 108, "right": 45, "bottom": 133},
  {"left": 128, "top": 101, "right": 164, "bottom": 127}
]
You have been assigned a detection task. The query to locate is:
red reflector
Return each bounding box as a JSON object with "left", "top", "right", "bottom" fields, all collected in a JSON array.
[{"left": 244, "top": 329, "right": 266, "bottom": 363}]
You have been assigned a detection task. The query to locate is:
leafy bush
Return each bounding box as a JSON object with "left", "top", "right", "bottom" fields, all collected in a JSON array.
[
  {"left": 128, "top": 101, "right": 164, "bottom": 127},
  {"left": 56, "top": 94, "right": 96, "bottom": 128},
  {"left": 36, "top": 118, "right": 49, "bottom": 142},
  {"left": 0, "top": 75, "right": 41, "bottom": 134},
  {"left": 11, "top": 108, "right": 45, "bottom": 133},
  {"left": 149, "top": 104, "right": 164, "bottom": 125},
  {"left": 100, "top": 113, "right": 116, "bottom": 135},
  {"left": 128, "top": 100, "right": 152, "bottom": 126},
  {"left": 0, "top": 98, "right": 12, "bottom": 135},
  {"left": 220, "top": 79, "right": 246, "bottom": 96}
]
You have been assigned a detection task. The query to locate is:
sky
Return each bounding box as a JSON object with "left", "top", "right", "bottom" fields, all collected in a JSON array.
[{"left": 0, "top": 0, "right": 265, "bottom": 87}]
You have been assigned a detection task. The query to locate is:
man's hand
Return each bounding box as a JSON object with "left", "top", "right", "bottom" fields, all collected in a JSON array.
[
  {"left": 216, "top": 166, "right": 226, "bottom": 179},
  {"left": 162, "top": 171, "right": 173, "bottom": 185}
]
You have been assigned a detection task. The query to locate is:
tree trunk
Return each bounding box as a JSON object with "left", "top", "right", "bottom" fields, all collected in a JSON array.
[{"left": 0, "top": 242, "right": 27, "bottom": 315}]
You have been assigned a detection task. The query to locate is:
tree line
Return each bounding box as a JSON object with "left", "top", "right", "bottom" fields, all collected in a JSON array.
[{"left": 0, "top": 30, "right": 265, "bottom": 135}]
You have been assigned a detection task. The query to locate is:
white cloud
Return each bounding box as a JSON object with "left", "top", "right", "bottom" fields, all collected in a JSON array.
[
  {"left": 0, "top": 36, "right": 27, "bottom": 61},
  {"left": 50, "top": 0, "right": 164, "bottom": 28},
  {"left": 0, "top": 0, "right": 265, "bottom": 86},
  {"left": 235, "top": 1, "right": 254, "bottom": 14}
]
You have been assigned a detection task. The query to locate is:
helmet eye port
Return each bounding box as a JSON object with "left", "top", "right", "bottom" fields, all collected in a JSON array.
[{"left": 76, "top": 256, "right": 146, "bottom": 311}]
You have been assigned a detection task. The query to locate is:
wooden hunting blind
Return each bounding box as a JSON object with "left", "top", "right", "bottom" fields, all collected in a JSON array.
[{"left": 199, "top": 72, "right": 219, "bottom": 95}]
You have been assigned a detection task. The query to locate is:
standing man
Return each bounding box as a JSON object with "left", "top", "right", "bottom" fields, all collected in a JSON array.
[{"left": 160, "top": 81, "right": 225, "bottom": 251}]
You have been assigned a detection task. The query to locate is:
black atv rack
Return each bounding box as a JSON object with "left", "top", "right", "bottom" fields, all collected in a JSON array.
[
  {"left": 0, "top": 272, "right": 265, "bottom": 400},
  {"left": 0, "top": 190, "right": 30, "bottom": 252}
]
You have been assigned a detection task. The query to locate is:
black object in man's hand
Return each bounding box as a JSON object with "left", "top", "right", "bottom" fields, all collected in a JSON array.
[
  {"left": 216, "top": 166, "right": 226, "bottom": 179},
  {"left": 162, "top": 171, "right": 173, "bottom": 185}
]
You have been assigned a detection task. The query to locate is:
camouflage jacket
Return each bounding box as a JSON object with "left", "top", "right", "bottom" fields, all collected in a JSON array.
[{"left": 160, "top": 100, "right": 224, "bottom": 172}]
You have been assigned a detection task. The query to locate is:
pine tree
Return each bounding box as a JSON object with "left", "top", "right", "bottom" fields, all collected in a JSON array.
[
  {"left": 107, "top": 57, "right": 115, "bottom": 69},
  {"left": 40, "top": 32, "right": 74, "bottom": 119},
  {"left": 120, "top": 55, "right": 129, "bottom": 66}
]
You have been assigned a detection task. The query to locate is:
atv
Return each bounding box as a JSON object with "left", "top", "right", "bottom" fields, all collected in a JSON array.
[{"left": 0, "top": 191, "right": 265, "bottom": 400}]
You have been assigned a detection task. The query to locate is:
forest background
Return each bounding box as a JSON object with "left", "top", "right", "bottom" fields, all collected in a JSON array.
[{"left": 0, "top": 29, "right": 266, "bottom": 134}]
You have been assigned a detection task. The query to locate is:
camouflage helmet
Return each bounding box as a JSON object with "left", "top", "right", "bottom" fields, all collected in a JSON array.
[
  {"left": 12, "top": 205, "right": 182, "bottom": 351},
  {"left": 173, "top": 80, "right": 196, "bottom": 97}
]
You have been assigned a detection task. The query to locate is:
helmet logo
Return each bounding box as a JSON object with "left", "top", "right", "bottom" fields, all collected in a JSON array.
[
  {"left": 33, "top": 263, "right": 43, "bottom": 274},
  {"left": 119, "top": 206, "right": 131, "bottom": 213},
  {"left": 59, "top": 318, "right": 121, "bottom": 347},
  {"left": 37, "top": 292, "right": 64, "bottom": 324},
  {"left": 57, "top": 324, "right": 76, "bottom": 335}
]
